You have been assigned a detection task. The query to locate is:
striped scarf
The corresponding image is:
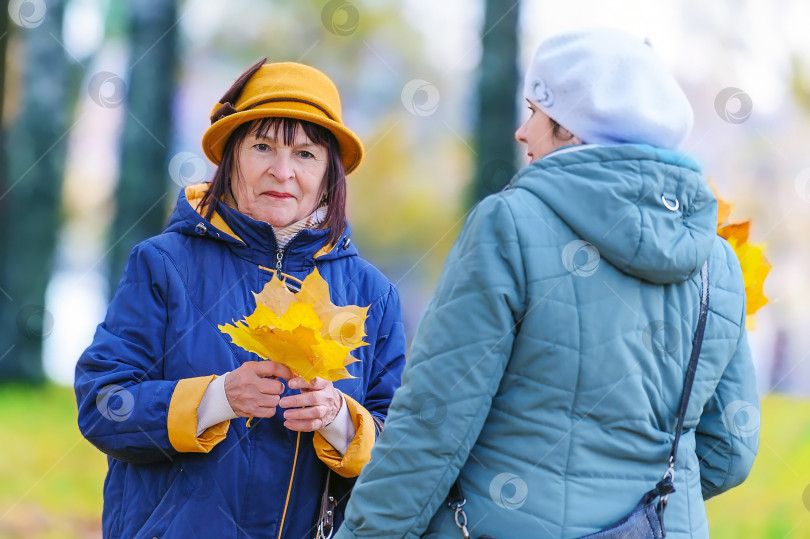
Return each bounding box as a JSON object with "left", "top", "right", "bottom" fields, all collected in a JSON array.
[{"left": 274, "top": 206, "right": 328, "bottom": 250}]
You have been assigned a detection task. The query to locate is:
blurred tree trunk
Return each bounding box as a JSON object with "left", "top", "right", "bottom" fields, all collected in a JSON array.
[
  {"left": 0, "top": 0, "right": 68, "bottom": 383},
  {"left": 469, "top": 0, "right": 520, "bottom": 205},
  {"left": 0, "top": 6, "right": 9, "bottom": 243},
  {"left": 0, "top": 6, "right": 10, "bottom": 369},
  {"left": 108, "top": 0, "right": 177, "bottom": 287}
]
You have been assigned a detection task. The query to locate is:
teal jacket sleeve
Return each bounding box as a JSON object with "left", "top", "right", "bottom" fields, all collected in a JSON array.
[
  {"left": 336, "top": 195, "right": 527, "bottom": 538},
  {"left": 695, "top": 302, "right": 759, "bottom": 500}
]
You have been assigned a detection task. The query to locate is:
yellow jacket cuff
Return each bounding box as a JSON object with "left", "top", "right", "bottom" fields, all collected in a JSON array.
[
  {"left": 168, "top": 375, "right": 230, "bottom": 453},
  {"left": 313, "top": 394, "right": 375, "bottom": 478}
]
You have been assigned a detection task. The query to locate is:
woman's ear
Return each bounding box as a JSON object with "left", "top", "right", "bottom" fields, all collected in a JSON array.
[{"left": 559, "top": 127, "right": 581, "bottom": 145}]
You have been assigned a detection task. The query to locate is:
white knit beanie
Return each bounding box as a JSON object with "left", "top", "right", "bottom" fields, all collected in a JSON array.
[{"left": 523, "top": 28, "right": 694, "bottom": 150}]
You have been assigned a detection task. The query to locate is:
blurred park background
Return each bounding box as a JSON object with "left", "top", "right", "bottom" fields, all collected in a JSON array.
[{"left": 1, "top": 0, "right": 809, "bottom": 537}]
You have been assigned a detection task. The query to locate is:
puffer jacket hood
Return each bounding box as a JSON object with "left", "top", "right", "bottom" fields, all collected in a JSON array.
[{"left": 510, "top": 144, "right": 718, "bottom": 284}]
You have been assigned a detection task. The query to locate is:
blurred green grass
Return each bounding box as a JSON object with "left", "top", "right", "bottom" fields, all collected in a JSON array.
[
  {"left": 0, "top": 386, "right": 807, "bottom": 538},
  {"left": 706, "top": 393, "right": 810, "bottom": 538},
  {"left": 0, "top": 384, "right": 105, "bottom": 538}
]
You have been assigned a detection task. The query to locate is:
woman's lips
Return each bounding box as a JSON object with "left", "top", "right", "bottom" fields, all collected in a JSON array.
[{"left": 263, "top": 191, "right": 293, "bottom": 199}]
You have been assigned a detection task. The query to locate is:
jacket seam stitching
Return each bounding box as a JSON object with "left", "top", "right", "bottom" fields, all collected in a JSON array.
[
  {"left": 502, "top": 195, "right": 529, "bottom": 316},
  {"left": 624, "top": 159, "right": 647, "bottom": 272},
  {"left": 561, "top": 272, "right": 583, "bottom": 532},
  {"left": 363, "top": 285, "right": 400, "bottom": 404},
  {"left": 713, "top": 284, "right": 750, "bottom": 493},
  {"left": 326, "top": 259, "right": 389, "bottom": 306},
  {"left": 367, "top": 287, "right": 393, "bottom": 391},
  {"left": 127, "top": 241, "right": 171, "bottom": 384},
  {"left": 149, "top": 241, "right": 245, "bottom": 364}
]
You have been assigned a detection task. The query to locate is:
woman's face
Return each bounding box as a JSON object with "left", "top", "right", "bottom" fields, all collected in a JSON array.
[
  {"left": 515, "top": 101, "right": 577, "bottom": 162},
  {"left": 231, "top": 124, "right": 328, "bottom": 228}
]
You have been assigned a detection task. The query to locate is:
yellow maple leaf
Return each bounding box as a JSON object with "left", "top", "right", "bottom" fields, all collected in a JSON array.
[
  {"left": 723, "top": 235, "right": 772, "bottom": 316},
  {"left": 219, "top": 320, "right": 277, "bottom": 361},
  {"left": 714, "top": 194, "right": 771, "bottom": 321},
  {"left": 253, "top": 275, "right": 295, "bottom": 317},
  {"left": 716, "top": 197, "right": 731, "bottom": 227},
  {"left": 717, "top": 221, "right": 750, "bottom": 245},
  {"left": 298, "top": 270, "right": 370, "bottom": 351},
  {"left": 218, "top": 270, "right": 370, "bottom": 382}
]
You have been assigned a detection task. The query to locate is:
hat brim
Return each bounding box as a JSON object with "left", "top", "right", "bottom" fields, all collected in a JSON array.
[{"left": 202, "top": 106, "right": 364, "bottom": 174}]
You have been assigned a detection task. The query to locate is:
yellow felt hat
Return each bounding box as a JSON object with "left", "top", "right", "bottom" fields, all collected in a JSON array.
[{"left": 202, "top": 59, "right": 364, "bottom": 173}]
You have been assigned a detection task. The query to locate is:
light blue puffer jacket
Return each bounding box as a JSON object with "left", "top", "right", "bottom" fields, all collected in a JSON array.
[{"left": 336, "top": 144, "right": 759, "bottom": 538}]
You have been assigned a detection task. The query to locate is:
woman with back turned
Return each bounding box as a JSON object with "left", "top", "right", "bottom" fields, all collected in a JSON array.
[{"left": 337, "top": 28, "right": 758, "bottom": 538}]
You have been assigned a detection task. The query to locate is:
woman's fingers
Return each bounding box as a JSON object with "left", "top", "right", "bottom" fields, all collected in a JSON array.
[
  {"left": 288, "top": 375, "right": 328, "bottom": 391},
  {"left": 256, "top": 377, "right": 285, "bottom": 395},
  {"left": 284, "top": 418, "right": 325, "bottom": 432},
  {"left": 224, "top": 366, "right": 341, "bottom": 426},
  {"left": 250, "top": 360, "right": 294, "bottom": 381},
  {"left": 278, "top": 390, "right": 320, "bottom": 409},
  {"left": 243, "top": 394, "right": 281, "bottom": 418},
  {"left": 255, "top": 394, "right": 281, "bottom": 409},
  {"left": 278, "top": 378, "right": 343, "bottom": 432},
  {"left": 283, "top": 405, "right": 327, "bottom": 421},
  {"left": 283, "top": 405, "right": 331, "bottom": 431},
  {"left": 224, "top": 361, "right": 291, "bottom": 418},
  {"left": 227, "top": 393, "right": 280, "bottom": 418}
]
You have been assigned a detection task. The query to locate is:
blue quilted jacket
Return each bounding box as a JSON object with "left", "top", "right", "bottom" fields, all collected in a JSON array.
[
  {"left": 337, "top": 144, "right": 759, "bottom": 538},
  {"left": 75, "top": 184, "right": 406, "bottom": 538}
]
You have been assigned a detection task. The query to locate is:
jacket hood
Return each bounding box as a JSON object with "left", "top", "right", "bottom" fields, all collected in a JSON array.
[
  {"left": 509, "top": 144, "right": 717, "bottom": 284},
  {"left": 163, "top": 184, "right": 357, "bottom": 263}
]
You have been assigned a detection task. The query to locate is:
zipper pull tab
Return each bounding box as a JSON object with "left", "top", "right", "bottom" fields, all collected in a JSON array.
[{"left": 276, "top": 249, "right": 284, "bottom": 273}]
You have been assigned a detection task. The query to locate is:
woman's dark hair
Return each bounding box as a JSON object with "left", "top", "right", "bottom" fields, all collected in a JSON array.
[
  {"left": 550, "top": 118, "right": 576, "bottom": 142},
  {"left": 199, "top": 117, "right": 347, "bottom": 247}
]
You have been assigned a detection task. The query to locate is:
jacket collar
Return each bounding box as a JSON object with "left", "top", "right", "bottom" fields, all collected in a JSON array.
[{"left": 164, "top": 184, "right": 358, "bottom": 270}]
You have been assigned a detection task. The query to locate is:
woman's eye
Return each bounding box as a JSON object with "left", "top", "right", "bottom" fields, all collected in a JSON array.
[
  {"left": 298, "top": 150, "right": 315, "bottom": 159},
  {"left": 254, "top": 143, "right": 270, "bottom": 152}
]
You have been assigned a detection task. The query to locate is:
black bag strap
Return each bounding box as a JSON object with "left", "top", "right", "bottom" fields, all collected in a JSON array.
[
  {"left": 316, "top": 414, "right": 386, "bottom": 539},
  {"left": 668, "top": 261, "right": 710, "bottom": 468},
  {"left": 651, "top": 260, "right": 710, "bottom": 513},
  {"left": 447, "top": 477, "right": 471, "bottom": 539},
  {"left": 316, "top": 470, "right": 336, "bottom": 539}
]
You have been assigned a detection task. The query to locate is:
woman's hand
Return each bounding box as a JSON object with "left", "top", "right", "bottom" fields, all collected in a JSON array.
[
  {"left": 224, "top": 361, "right": 293, "bottom": 418},
  {"left": 278, "top": 376, "right": 343, "bottom": 432}
]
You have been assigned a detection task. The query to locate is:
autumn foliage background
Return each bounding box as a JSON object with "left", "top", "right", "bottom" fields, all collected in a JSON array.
[{"left": 2, "top": 0, "right": 810, "bottom": 537}]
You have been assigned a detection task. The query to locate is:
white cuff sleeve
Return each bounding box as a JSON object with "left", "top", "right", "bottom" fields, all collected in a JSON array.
[
  {"left": 316, "top": 391, "right": 356, "bottom": 455},
  {"left": 196, "top": 372, "right": 238, "bottom": 436}
]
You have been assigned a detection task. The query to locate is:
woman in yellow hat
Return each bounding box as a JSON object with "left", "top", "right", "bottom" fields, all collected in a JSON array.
[{"left": 75, "top": 59, "right": 406, "bottom": 538}]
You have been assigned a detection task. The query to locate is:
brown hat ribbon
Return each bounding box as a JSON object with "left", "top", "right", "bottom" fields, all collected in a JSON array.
[{"left": 210, "top": 57, "right": 267, "bottom": 124}]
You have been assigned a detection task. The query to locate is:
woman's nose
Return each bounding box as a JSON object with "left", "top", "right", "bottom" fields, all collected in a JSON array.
[
  {"left": 268, "top": 153, "right": 294, "bottom": 180},
  {"left": 515, "top": 122, "right": 527, "bottom": 144}
]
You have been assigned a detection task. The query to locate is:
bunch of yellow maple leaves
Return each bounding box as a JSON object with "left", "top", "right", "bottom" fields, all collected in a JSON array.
[
  {"left": 716, "top": 196, "right": 771, "bottom": 321},
  {"left": 219, "top": 269, "right": 368, "bottom": 382}
]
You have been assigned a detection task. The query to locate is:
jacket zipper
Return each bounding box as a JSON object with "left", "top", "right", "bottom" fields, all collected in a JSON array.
[
  {"left": 273, "top": 229, "right": 306, "bottom": 276},
  {"left": 275, "top": 249, "right": 284, "bottom": 273}
]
